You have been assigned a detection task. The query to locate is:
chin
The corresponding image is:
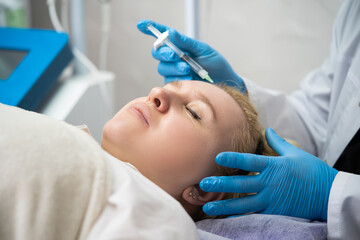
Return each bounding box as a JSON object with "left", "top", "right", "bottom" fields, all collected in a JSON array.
[
  {"left": 100, "top": 132, "right": 111, "bottom": 153},
  {"left": 100, "top": 125, "right": 119, "bottom": 153}
]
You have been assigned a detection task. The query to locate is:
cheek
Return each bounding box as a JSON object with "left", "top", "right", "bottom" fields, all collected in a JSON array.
[
  {"left": 102, "top": 97, "right": 147, "bottom": 141},
  {"left": 146, "top": 118, "right": 217, "bottom": 178},
  {"left": 101, "top": 111, "right": 143, "bottom": 157},
  {"left": 102, "top": 116, "right": 129, "bottom": 146},
  {"left": 101, "top": 119, "right": 125, "bottom": 156}
]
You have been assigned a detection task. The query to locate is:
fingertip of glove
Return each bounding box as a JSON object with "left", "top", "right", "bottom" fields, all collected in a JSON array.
[
  {"left": 265, "top": 127, "right": 285, "bottom": 144},
  {"left": 202, "top": 204, "right": 213, "bottom": 215},
  {"left": 137, "top": 19, "right": 146, "bottom": 25},
  {"left": 265, "top": 127, "right": 275, "bottom": 135},
  {"left": 199, "top": 177, "right": 213, "bottom": 190},
  {"left": 265, "top": 127, "right": 278, "bottom": 142},
  {"left": 216, "top": 152, "right": 224, "bottom": 159},
  {"left": 152, "top": 47, "right": 177, "bottom": 62},
  {"left": 203, "top": 203, "right": 222, "bottom": 216},
  {"left": 160, "top": 47, "right": 176, "bottom": 61},
  {"left": 178, "top": 62, "right": 190, "bottom": 74},
  {"left": 136, "top": 19, "right": 147, "bottom": 31},
  {"left": 216, "top": 152, "right": 229, "bottom": 164}
]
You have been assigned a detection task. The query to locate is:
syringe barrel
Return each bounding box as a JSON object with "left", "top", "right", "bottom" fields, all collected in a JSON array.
[
  {"left": 147, "top": 24, "right": 210, "bottom": 81},
  {"left": 163, "top": 39, "right": 184, "bottom": 58},
  {"left": 180, "top": 54, "right": 203, "bottom": 72},
  {"left": 146, "top": 24, "right": 162, "bottom": 38},
  {"left": 164, "top": 38, "right": 207, "bottom": 78}
]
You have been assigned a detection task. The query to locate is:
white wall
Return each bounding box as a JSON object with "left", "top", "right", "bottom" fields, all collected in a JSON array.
[{"left": 85, "top": 0, "right": 343, "bottom": 111}]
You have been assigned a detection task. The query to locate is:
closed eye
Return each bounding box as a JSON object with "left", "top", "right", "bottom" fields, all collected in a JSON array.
[{"left": 186, "top": 106, "right": 201, "bottom": 120}]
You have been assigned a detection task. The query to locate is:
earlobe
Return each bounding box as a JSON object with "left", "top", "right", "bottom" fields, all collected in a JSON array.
[{"left": 182, "top": 184, "right": 225, "bottom": 206}]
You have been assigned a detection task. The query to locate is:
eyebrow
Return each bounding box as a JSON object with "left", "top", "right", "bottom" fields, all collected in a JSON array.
[{"left": 168, "top": 81, "right": 217, "bottom": 121}]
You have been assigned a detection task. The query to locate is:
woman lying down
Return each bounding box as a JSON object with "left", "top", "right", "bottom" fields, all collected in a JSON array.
[{"left": 0, "top": 80, "right": 275, "bottom": 240}]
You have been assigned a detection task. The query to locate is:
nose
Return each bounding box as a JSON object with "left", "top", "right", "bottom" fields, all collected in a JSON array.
[{"left": 148, "top": 87, "right": 170, "bottom": 113}]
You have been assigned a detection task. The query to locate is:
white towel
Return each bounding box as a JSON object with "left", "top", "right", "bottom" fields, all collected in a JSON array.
[{"left": 0, "top": 104, "right": 111, "bottom": 240}]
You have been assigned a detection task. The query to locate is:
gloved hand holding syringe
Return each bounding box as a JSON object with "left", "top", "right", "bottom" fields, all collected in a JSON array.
[
  {"left": 137, "top": 19, "right": 246, "bottom": 90},
  {"left": 146, "top": 24, "right": 213, "bottom": 84}
]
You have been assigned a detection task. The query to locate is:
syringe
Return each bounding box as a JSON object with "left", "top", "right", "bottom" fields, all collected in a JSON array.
[{"left": 147, "top": 24, "right": 214, "bottom": 84}]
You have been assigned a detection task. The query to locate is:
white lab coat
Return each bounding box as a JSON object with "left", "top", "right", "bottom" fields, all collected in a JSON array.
[{"left": 243, "top": 0, "right": 360, "bottom": 238}]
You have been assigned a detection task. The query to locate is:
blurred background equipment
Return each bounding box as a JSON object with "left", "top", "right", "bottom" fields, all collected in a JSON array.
[{"left": 0, "top": 0, "right": 115, "bottom": 143}]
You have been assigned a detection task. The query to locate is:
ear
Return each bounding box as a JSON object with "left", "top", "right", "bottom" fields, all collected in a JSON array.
[{"left": 182, "top": 184, "right": 225, "bottom": 206}]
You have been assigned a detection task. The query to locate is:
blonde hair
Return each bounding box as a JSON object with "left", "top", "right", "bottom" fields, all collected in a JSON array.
[{"left": 192, "top": 84, "right": 277, "bottom": 221}]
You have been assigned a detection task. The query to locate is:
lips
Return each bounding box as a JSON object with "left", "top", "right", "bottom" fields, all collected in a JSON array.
[{"left": 129, "top": 103, "right": 151, "bottom": 126}]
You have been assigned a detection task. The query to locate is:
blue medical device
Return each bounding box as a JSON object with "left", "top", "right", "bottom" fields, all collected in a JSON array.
[{"left": 0, "top": 28, "right": 73, "bottom": 111}]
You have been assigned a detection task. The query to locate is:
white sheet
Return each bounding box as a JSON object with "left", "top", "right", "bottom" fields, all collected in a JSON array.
[
  {"left": 0, "top": 103, "right": 111, "bottom": 240},
  {"left": 87, "top": 152, "right": 199, "bottom": 240},
  {"left": 0, "top": 103, "right": 199, "bottom": 239}
]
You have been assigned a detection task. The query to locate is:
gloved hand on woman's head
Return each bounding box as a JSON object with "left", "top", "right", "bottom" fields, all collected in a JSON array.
[
  {"left": 137, "top": 19, "right": 246, "bottom": 92},
  {"left": 200, "top": 128, "right": 338, "bottom": 221}
]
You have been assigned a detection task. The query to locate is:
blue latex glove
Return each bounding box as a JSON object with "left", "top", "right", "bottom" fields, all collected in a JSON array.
[
  {"left": 200, "top": 128, "right": 338, "bottom": 221},
  {"left": 137, "top": 19, "right": 245, "bottom": 92}
]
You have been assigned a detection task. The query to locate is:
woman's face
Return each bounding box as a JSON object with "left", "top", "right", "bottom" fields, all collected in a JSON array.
[{"left": 102, "top": 81, "right": 246, "bottom": 198}]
